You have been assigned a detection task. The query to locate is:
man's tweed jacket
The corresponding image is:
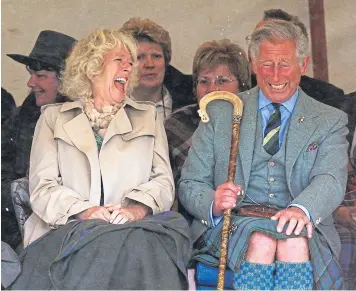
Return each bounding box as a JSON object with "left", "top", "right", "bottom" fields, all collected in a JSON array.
[{"left": 178, "top": 86, "right": 349, "bottom": 256}]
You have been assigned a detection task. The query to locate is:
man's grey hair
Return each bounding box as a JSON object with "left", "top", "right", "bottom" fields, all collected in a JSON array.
[{"left": 249, "top": 20, "right": 309, "bottom": 66}]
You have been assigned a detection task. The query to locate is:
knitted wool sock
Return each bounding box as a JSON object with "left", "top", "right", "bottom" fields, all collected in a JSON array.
[
  {"left": 233, "top": 261, "right": 275, "bottom": 290},
  {"left": 274, "top": 261, "right": 313, "bottom": 290}
]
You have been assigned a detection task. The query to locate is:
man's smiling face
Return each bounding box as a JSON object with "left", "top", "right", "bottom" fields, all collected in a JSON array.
[{"left": 252, "top": 39, "right": 308, "bottom": 103}]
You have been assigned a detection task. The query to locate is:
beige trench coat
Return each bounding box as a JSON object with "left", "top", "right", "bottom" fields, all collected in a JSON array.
[{"left": 24, "top": 97, "right": 174, "bottom": 247}]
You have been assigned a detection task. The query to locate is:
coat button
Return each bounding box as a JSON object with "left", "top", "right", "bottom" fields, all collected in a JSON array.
[
  {"left": 315, "top": 217, "right": 322, "bottom": 225},
  {"left": 269, "top": 193, "right": 275, "bottom": 198},
  {"left": 269, "top": 177, "right": 275, "bottom": 182},
  {"left": 268, "top": 161, "right": 275, "bottom": 167}
]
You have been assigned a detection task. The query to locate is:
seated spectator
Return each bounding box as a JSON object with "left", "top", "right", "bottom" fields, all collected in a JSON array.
[
  {"left": 11, "top": 28, "right": 191, "bottom": 290},
  {"left": 251, "top": 14, "right": 355, "bottom": 289},
  {"left": 333, "top": 92, "right": 356, "bottom": 290},
  {"left": 165, "top": 39, "right": 250, "bottom": 187},
  {"left": 325, "top": 91, "right": 356, "bottom": 150},
  {"left": 1, "top": 30, "right": 76, "bottom": 250},
  {"left": 179, "top": 20, "right": 348, "bottom": 290},
  {"left": 1, "top": 88, "right": 16, "bottom": 123},
  {"left": 121, "top": 17, "right": 194, "bottom": 119}
]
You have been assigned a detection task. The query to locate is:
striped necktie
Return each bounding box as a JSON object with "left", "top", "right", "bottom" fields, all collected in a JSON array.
[{"left": 263, "top": 103, "right": 281, "bottom": 155}]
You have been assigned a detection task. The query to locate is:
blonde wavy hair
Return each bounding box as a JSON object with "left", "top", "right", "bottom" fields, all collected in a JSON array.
[
  {"left": 59, "top": 28, "right": 138, "bottom": 102},
  {"left": 120, "top": 18, "right": 172, "bottom": 65}
]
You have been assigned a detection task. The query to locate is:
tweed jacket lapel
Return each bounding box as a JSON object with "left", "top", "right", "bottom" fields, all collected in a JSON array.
[
  {"left": 285, "top": 89, "right": 318, "bottom": 193},
  {"left": 238, "top": 87, "right": 259, "bottom": 190}
]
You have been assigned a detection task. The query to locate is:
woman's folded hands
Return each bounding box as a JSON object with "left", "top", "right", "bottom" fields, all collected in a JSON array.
[
  {"left": 105, "top": 203, "right": 151, "bottom": 224},
  {"left": 76, "top": 203, "right": 151, "bottom": 224}
]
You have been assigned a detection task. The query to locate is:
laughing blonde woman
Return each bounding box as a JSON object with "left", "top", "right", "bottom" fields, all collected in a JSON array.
[{"left": 11, "top": 28, "right": 191, "bottom": 290}]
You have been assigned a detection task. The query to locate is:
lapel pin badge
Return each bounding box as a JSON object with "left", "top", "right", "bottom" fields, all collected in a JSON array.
[
  {"left": 298, "top": 116, "right": 305, "bottom": 123},
  {"left": 307, "top": 142, "right": 318, "bottom": 152}
]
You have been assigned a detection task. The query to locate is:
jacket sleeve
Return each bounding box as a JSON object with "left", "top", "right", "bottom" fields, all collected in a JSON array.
[
  {"left": 123, "top": 114, "right": 175, "bottom": 214},
  {"left": 29, "top": 107, "right": 96, "bottom": 227},
  {"left": 178, "top": 111, "right": 217, "bottom": 228},
  {"left": 291, "top": 112, "right": 349, "bottom": 226}
]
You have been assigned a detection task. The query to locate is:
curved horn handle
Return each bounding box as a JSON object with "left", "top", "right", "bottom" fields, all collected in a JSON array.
[{"left": 198, "top": 91, "right": 244, "bottom": 123}]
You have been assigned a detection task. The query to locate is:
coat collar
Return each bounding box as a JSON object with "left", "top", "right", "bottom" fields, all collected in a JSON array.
[
  {"left": 52, "top": 96, "right": 154, "bottom": 205},
  {"left": 59, "top": 96, "right": 152, "bottom": 139},
  {"left": 59, "top": 95, "right": 150, "bottom": 112}
]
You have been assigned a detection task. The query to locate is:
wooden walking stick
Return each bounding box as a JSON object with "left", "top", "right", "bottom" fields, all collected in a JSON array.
[{"left": 198, "top": 91, "right": 244, "bottom": 291}]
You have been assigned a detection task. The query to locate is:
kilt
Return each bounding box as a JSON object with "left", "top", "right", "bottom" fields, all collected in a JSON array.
[
  {"left": 335, "top": 222, "right": 356, "bottom": 290},
  {"left": 193, "top": 215, "right": 343, "bottom": 290}
]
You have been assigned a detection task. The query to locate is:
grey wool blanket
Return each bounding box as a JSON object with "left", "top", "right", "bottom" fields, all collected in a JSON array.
[{"left": 11, "top": 211, "right": 192, "bottom": 290}]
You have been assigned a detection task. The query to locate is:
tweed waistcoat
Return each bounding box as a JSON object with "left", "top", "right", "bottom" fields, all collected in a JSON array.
[{"left": 243, "top": 112, "right": 292, "bottom": 209}]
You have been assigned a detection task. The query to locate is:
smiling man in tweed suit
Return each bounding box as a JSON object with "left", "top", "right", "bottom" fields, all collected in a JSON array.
[{"left": 179, "top": 20, "right": 349, "bottom": 290}]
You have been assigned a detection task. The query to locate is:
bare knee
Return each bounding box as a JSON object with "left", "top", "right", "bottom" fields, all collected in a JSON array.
[
  {"left": 246, "top": 232, "right": 277, "bottom": 264},
  {"left": 277, "top": 237, "right": 309, "bottom": 262}
]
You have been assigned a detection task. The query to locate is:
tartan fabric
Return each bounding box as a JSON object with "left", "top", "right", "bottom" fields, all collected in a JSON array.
[
  {"left": 164, "top": 103, "right": 200, "bottom": 184},
  {"left": 335, "top": 222, "right": 356, "bottom": 290},
  {"left": 194, "top": 215, "right": 343, "bottom": 290},
  {"left": 263, "top": 103, "right": 281, "bottom": 155}
]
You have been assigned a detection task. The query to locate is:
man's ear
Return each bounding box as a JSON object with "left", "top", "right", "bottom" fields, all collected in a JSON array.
[
  {"left": 251, "top": 58, "right": 258, "bottom": 75},
  {"left": 300, "top": 56, "right": 310, "bottom": 75}
]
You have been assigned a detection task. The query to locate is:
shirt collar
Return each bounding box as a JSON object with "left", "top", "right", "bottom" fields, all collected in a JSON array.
[
  {"left": 258, "top": 88, "right": 298, "bottom": 113},
  {"left": 155, "top": 85, "right": 173, "bottom": 110}
]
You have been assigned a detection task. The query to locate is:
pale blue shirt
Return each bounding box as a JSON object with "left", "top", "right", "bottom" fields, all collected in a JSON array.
[
  {"left": 258, "top": 89, "right": 297, "bottom": 147},
  {"left": 210, "top": 89, "right": 310, "bottom": 226}
]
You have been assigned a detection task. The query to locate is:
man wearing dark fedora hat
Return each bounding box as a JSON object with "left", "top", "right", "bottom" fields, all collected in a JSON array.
[{"left": 2, "top": 30, "right": 76, "bottom": 250}]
